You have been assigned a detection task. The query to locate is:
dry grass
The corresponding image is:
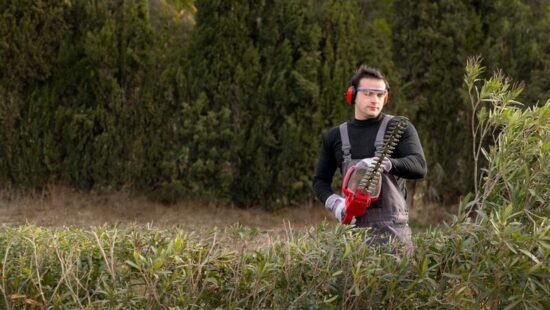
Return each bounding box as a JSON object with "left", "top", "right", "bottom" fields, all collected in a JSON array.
[
  {"left": 0, "top": 186, "right": 330, "bottom": 231},
  {"left": 0, "top": 185, "right": 452, "bottom": 232},
  {"left": 409, "top": 200, "right": 457, "bottom": 230}
]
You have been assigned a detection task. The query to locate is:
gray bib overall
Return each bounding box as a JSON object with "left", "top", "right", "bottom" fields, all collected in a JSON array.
[{"left": 339, "top": 115, "right": 412, "bottom": 246}]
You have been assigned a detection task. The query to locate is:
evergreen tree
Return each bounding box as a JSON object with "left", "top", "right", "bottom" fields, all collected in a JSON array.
[
  {"left": 257, "top": 0, "right": 322, "bottom": 206},
  {"left": 356, "top": 0, "right": 404, "bottom": 115},
  {"left": 0, "top": 0, "right": 68, "bottom": 186},
  {"left": 53, "top": 0, "right": 156, "bottom": 188},
  {"left": 177, "top": 0, "right": 260, "bottom": 201},
  {"left": 518, "top": 0, "right": 550, "bottom": 104},
  {"left": 181, "top": 0, "right": 370, "bottom": 207},
  {"left": 240, "top": 0, "right": 368, "bottom": 207},
  {"left": 0, "top": 0, "right": 192, "bottom": 195},
  {"left": 476, "top": 0, "right": 545, "bottom": 105},
  {"left": 316, "top": 0, "right": 366, "bottom": 125},
  {"left": 3, "top": 0, "right": 548, "bottom": 209},
  {"left": 391, "top": 0, "right": 482, "bottom": 201}
]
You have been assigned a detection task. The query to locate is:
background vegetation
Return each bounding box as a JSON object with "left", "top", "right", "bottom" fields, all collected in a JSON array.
[
  {"left": 1, "top": 0, "right": 549, "bottom": 210},
  {"left": 1, "top": 1, "right": 548, "bottom": 307},
  {"left": 1, "top": 60, "right": 548, "bottom": 307}
]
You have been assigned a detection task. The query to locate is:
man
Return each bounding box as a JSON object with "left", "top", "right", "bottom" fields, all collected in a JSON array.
[{"left": 312, "top": 65, "right": 426, "bottom": 246}]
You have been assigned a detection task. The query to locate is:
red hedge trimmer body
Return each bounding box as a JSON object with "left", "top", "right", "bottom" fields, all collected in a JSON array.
[{"left": 341, "top": 165, "right": 379, "bottom": 224}]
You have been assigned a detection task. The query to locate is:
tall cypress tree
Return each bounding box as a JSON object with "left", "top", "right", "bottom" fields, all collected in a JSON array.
[
  {"left": 0, "top": 0, "right": 68, "bottom": 186},
  {"left": 237, "top": 0, "right": 369, "bottom": 207},
  {"left": 316, "top": 0, "right": 366, "bottom": 125},
  {"left": 392, "top": 0, "right": 482, "bottom": 201},
  {"left": 354, "top": 0, "right": 407, "bottom": 122},
  {"left": 0, "top": 0, "right": 186, "bottom": 191},
  {"left": 181, "top": 0, "right": 370, "bottom": 207},
  {"left": 260, "top": 0, "right": 322, "bottom": 207},
  {"left": 52, "top": 0, "right": 156, "bottom": 188},
  {"left": 527, "top": 1, "right": 550, "bottom": 104},
  {"left": 476, "top": 0, "right": 545, "bottom": 105},
  {"left": 177, "top": 0, "right": 260, "bottom": 201}
]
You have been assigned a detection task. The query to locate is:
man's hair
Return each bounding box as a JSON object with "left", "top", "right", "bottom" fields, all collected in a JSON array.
[{"left": 349, "top": 65, "right": 390, "bottom": 90}]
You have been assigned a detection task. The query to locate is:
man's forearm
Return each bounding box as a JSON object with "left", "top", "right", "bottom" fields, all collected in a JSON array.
[
  {"left": 312, "top": 177, "right": 335, "bottom": 204},
  {"left": 389, "top": 154, "right": 426, "bottom": 179}
]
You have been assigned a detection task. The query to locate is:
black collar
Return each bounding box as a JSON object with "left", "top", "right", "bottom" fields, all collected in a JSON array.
[{"left": 350, "top": 113, "right": 385, "bottom": 127}]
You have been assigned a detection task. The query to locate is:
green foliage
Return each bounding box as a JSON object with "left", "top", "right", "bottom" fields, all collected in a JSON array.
[
  {"left": 475, "top": 0, "right": 548, "bottom": 106},
  {"left": 525, "top": 1, "right": 550, "bottom": 104},
  {"left": 1, "top": 212, "right": 548, "bottom": 308},
  {"left": 183, "top": 0, "right": 260, "bottom": 204},
  {"left": 182, "top": 0, "right": 368, "bottom": 207},
  {"left": 0, "top": 0, "right": 68, "bottom": 186},
  {"left": 391, "top": 0, "right": 482, "bottom": 201},
  {"left": 464, "top": 58, "right": 549, "bottom": 220},
  {"left": 485, "top": 103, "right": 550, "bottom": 212},
  {"left": 391, "top": 0, "right": 550, "bottom": 203},
  {"left": 356, "top": 0, "right": 404, "bottom": 114},
  {"left": 0, "top": 0, "right": 193, "bottom": 197}
]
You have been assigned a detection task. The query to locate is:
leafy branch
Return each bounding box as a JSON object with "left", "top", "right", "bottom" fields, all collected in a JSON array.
[{"left": 464, "top": 56, "right": 524, "bottom": 208}]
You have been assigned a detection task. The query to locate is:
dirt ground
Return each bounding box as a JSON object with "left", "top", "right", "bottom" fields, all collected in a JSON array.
[{"left": 0, "top": 186, "right": 454, "bottom": 232}]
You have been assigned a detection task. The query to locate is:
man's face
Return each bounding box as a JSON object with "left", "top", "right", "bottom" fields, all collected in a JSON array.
[{"left": 354, "top": 78, "right": 388, "bottom": 120}]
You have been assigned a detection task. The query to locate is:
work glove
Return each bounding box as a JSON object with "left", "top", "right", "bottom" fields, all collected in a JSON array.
[
  {"left": 354, "top": 157, "right": 376, "bottom": 170},
  {"left": 325, "top": 194, "right": 356, "bottom": 224},
  {"left": 324, "top": 194, "right": 345, "bottom": 223},
  {"left": 373, "top": 157, "right": 392, "bottom": 172}
]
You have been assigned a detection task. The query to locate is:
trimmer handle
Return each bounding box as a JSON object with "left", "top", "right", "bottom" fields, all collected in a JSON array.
[{"left": 341, "top": 165, "right": 378, "bottom": 224}]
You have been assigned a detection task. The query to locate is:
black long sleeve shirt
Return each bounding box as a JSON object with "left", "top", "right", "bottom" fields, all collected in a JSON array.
[{"left": 312, "top": 113, "right": 427, "bottom": 204}]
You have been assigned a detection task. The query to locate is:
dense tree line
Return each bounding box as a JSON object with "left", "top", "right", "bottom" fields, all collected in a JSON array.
[{"left": 1, "top": 0, "right": 548, "bottom": 208}]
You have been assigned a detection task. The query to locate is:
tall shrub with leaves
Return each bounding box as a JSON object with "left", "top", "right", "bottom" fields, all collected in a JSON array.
[
  {"left": 356, "top": 0, "right": 404, "bottom": 114},
  {"left": 315, "top": 0, "right": 367, "bottom": 125},
  {"left": 252, "top": 0, "right": 377, "bottom": 207},
  {"left": 54, "top": 0, "right": 156, "bottom": 188},
  {"left": 465, "top": 57, "right": 550, "bottom": 218}
]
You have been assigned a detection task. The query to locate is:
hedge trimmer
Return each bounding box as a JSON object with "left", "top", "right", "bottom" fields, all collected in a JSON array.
[{"left": 341, "top": 117, "right": 408, "bottom": 224}]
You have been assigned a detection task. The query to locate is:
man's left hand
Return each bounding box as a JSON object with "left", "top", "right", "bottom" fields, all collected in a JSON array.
[{"left": 373, "top": 157, "right": 392, "bottom": 172}]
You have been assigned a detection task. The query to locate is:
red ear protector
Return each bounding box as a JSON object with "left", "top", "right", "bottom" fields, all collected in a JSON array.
[
  {"left": 345, "top": 86, "right": 390, "bottom": 105},
  {"left": 345, "top": 86, "right": 356, "bottom": 105}
]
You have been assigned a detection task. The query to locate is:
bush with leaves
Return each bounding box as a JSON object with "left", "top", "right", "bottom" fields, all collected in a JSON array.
[
  {"left": 0, "top": 212, "right": 548, "bottom": 309},
  {"left": 465, "top": 57, "right": 549, "bottom": 220}
]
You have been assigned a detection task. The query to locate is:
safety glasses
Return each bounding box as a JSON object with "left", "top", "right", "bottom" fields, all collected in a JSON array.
[{"left": 357, "top": 88, "right": 387, "bottom": 98}]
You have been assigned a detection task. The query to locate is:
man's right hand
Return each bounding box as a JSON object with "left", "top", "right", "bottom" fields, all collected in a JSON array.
[{"left": 325, "top": 194, "right": 350, "bottom": 224}]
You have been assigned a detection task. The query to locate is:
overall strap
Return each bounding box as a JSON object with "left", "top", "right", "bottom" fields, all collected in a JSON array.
[
  {"left": 339, "top": 122, "right": 352, "bottom": 164},
  {"left": 375, "top": 114, "right": 393, "bottom": 156}
]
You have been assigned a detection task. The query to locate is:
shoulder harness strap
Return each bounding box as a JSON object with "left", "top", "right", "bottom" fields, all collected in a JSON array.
[{"left": 339, "top": 122, "right": 352, "bottom": 164}]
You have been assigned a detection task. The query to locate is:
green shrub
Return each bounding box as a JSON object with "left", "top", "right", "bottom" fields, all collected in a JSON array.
[
  {"left": 465, "top": 57, "right": 550, "bottom": 220},
  {"left": 0, "top": 215, "right": 548, "bottom": 309}
]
